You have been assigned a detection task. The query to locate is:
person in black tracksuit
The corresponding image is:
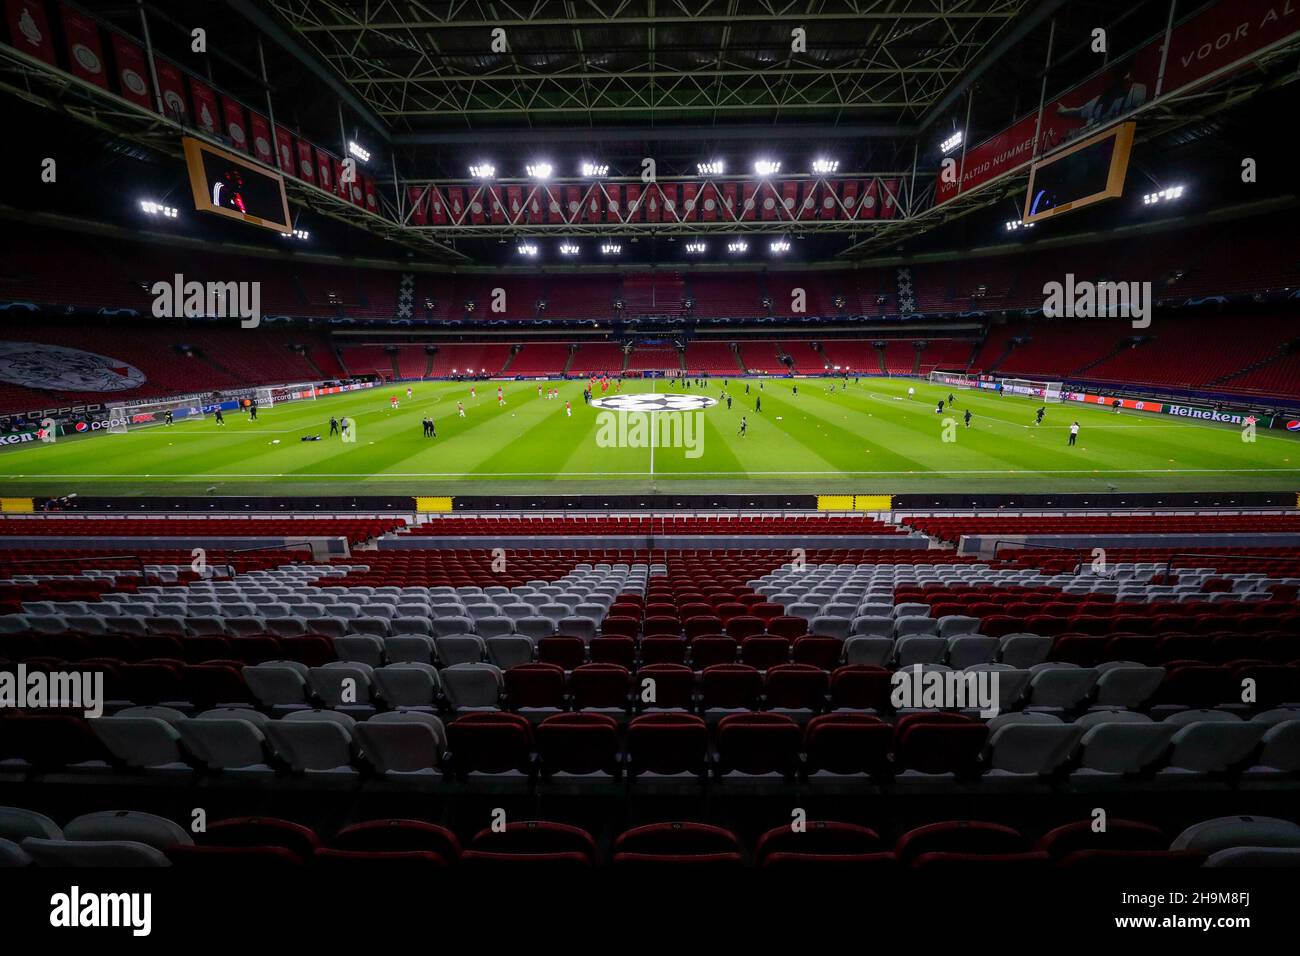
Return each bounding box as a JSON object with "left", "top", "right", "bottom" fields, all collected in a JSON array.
[{"left": 330, "top": 416, "right": 339, "bottom": 436}]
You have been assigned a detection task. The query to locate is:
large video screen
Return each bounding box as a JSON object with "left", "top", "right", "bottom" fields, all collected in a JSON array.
[
  {"left": 1023, "top": 121, "right": 1135, "bottom": 223},
  {"left": 182, "top": 136, "right": 292, "bottom": 233}
]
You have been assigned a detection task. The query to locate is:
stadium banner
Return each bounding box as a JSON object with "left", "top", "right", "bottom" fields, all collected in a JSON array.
[
  {"left": 936, "top": 0, "right": 1300, "bottom": 205},
  {"left": 880, "top": 179, "right": 901, "bottom": 218},
  {"left": 1064, "top": 390, "right": 1166, "bottom": 413},
  {"left": 248, "top": 111, "right": 274, "bottom": 166},
  {"left": 274, "top": 126, "right": 295, "bottom": 176},
  {"left": 1161, "top": 401, "right": 1275, "bottom": 428},
  {"left": 429, "top": 186, "right": 449, "bottom": 224},
  {"left": 332, "top": 157, "right": 349, "bottom": 200},
  {"left": 109, "top": 32, "right": 152, "bottom": 109},
  {"left": 60, "top": 4, "right": 107, "bottom": 88},
  {"left": 153, "top": 57, "right": 188, "bottom": 121},
  {"left": 188, "top": 77, "right": 220, "bottom": 136},
  {"left": 314, "top": 147, "right": 334, "bottom": 191},
  {"left": 681, "top": 182, "right": 698, "bottom": 222},
  {"left": 221, "top": 95, "right": 248, "bottom": 152},
  {"left": 487, "top": 184, "right": 505, "bottom": 223},
  {"left": 623, "top": 184, "right": 642, "bottom": 222},
  {"left": 406, "top": 186, "right": 428, "bottom": 225},
  {"left": 0, "top": 427, "right": 42, "bottom": 450},
  {"left": 5, "top": 0, "right": 56, "bottom": 66},
  {"left": 348, "top": 166, "right": 366, "bottom": 207},
  {"left": 295, "top": 138, "right": 315, "bottom": 183},
  {"left": 363, "top": 173, "right": 378, "bottom": 214}
]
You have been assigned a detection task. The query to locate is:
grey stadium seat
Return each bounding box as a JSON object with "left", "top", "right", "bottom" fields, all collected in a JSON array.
[
  {"left": 435, "top": 635, "right": 486, "bottom": 666},
  {"left": 440, "top": 662, "right": 504, "bottom": 711}
]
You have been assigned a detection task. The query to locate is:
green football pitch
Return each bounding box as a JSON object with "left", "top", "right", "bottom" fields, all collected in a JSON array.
[{"left": 2, "top": 377, "right": 1297, "bottom": 496}]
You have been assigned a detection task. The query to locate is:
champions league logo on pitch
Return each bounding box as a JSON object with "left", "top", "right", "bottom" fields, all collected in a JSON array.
[
  {"left": 591, "top": 393, "right": 717, "bottom": 413},
  {"left": 0, "top": 342, "right": 147, "bottom": 393},
  {"left": 593, "top": 393, "right": 713, "bottom": 459}
]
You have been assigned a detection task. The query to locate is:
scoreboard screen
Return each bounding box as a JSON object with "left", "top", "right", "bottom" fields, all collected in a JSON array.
[
  {"left": 182, "top": 136, "right": 292, "bottom": 234},
  {"left": 1023, "top": 121, "right": 1135, "bottom": 224}
]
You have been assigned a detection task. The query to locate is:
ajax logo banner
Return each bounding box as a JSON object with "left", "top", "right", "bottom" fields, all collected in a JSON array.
[{"left": 0, "top": 342, "right": 146, "bottom": 392}]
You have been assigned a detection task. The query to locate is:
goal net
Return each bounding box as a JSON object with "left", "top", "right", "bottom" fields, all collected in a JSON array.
[
  {"left": 928, "top": 370, "right": 980, "bottom": 389},
  {"left": 1001, "top": 378, "right": 1065, "bottom": 402},
  {"left": 107, "top": 398, "right": 206, "bottom": 434},
  {"left": 257, "top": 383, "right": 319, "bottom": 408}
]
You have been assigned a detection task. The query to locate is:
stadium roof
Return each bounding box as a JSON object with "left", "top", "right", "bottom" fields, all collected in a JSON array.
[{"left": 255, "top": 0, "right": 1034, "bottom": 134}]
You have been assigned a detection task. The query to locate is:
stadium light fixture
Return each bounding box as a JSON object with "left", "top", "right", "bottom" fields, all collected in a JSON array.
[
  {"left": 282, "top": 228, "right": 310, "bottom": 240},
  {"left": 1004, "top": 220, "right": 1035, "bottom": 231},
  {"left": 727, "top": 240, "right": 750, "bottom": 254},
  {"left": 140, "top": 200, "right": 178, "bottom": 218},
  {"left": 685, "top": 241, "right": 707, "bottom": 253},
  {"left": 348, "top": 141, "right": 370, "bottom": 163},
  {"left": 516, "top": 242, "right": 539, "bottom": 256},
  {"left": 559, "top": 243, "right": 580, "bottom": 255},
  {"left": 526, "top": 162, "right": 553, "bottom": 180},
  {"left": 940, "top": 130, "right": 963, "bottom": 154},
  {"left": 601, "top": 243, "right": 621, "bottom": 255},
  {"left": 769, "top": 239, "right": 791, "bottom": 253},
  {"left": 469, "top": 163, "right": 495, "bottom": 179},
  {"left": 697, "top": 159, "right": 725, "bottom": 176},
  {"left": 1143, "top": 185, "right": 1186, "bottom": 205},
  {"left": 811, "top": 158, "right": 839, "bottom": 174},
  {"left": 754, "top": 158, "right": 782, "bottom": 176},
  {"left": 581, "top": 161, "right": 609, "bottom": 177}
]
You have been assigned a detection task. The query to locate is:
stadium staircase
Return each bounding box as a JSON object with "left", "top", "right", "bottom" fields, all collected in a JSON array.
[
  {"left": 987, "top": 339, "right": 1018, "bottom": 372},
  {"left": 732, "top": 342, "right": 749, "bottom": 373},
  {"left": 875, "top": 345, "right": 888, "bottom": 374},
  {"left": 562, "top": 344, "right": 578, "bottom": 376},
  {"left": 422, "top": 351, "right": 435, "bottom": 378},
  {"left": 1073, "top": 336, "right": 1144, "bottom": 376},
  {"left": 1208, "top": 341, "right": 1299, "bottom": 388},
  {"left": 501, "top": 346, "right": 519, "bottom": 374}
]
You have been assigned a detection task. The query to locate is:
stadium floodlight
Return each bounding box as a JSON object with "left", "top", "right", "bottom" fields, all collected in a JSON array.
[
  {"left": 811, "top": 158, "right": 839, "bottom": 174},
  {"left": 940, "top": 130, "right": 963, "bottom": 154},
  {"left": 685, "top": 241, "right": 707, "bottom": 253},
  {"left": 697, "top": 159, "right": 725, "bottom": 176},
  {"left": 559, "top": 243, "right": 580, "bottom": 255},
  {"left": 469, "top": 163, "right": 496, "bottom": 179},
  {"left": 526, "top": 162, "right": 553, "bottom": 179},
  {"left": 1004, "top": 220, "right": 1034, "bottom": 231},
  {"left": 140, "top": 200, "right": 178, "bottom": 218},
  {"left": 517, "top": 242, "right": 539, "bottom": 256},
  {"left": 754, "top": 158, "right": 782, "bottom": 176},
  {"left": 769, "top": 239, "right": 791, "bottom": 253},
  {"left": 581, "top": 161, "right": 609, "bottom": 177},
  {"left": 283, "top": 228, "right": 309, "bottom": 240},
  {"left": 1143, "top": 185, "right": 1186, "bottom": 205},
  {"left": 348, "top": 141, "right": 370, "bottom": 163},
  {"left": 727, "top": 240, "right": 750, "bottom": 253},
  {"left": 601, "top": 243, "right": 621, "bottom": 255}
]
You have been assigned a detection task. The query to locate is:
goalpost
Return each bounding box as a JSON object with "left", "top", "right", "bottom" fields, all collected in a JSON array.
[
  {"left": 263, "top": 383, "right": 320, "bottom": 407},
  {"left": 926, "top": 371, "right": 1064, "bottom": 401},
  {"left": 107, "top": 398, "right": 206, "bottom": 434},
  {"left": 1001, "top": 378, "right": 1065, "bottom": 402},
  {"left": 927, "top": 370, "right": 980, "bottom": 389}
]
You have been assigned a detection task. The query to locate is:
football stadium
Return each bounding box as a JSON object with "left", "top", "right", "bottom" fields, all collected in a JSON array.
[{"left": 1, "top": 0, "right": 1300, "bottom": 931}]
